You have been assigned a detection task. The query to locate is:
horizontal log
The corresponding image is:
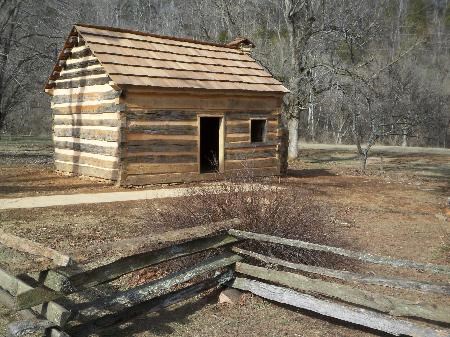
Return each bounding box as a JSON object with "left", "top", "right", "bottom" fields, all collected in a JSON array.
[
  {"left": 0, "top": 230, "right": 72, "bottom": 267},
  {"left": 52, "top": 102, "right": 123, "bottom": 115},
  {"left": 69, "top": 46, "right": 92, "bottom": 58},
  {"left": 226, "top": 134, "right": 248, "bottom": 142},
  {"left": 68, "top": 271, "right": 234, "bottom": 335},
  {"left": 53, "top": 136, "right": 118, "bottom": 144},
  {"left": 54, "top": 152, "right": 119, "bottom": 170},
  {"left": 225, "top": 149, "right": 277, "bottom": 160},
  {"left": 65, "top": 54, "right": 95, "bottom": 64},
  {"left": 75, "top": 253, "right": 241, "bottom": 322},
  {"left": 124, "top": 91, "right": 281, "bottom": 111},
  {"left": 54, "top": 72, "right": 107, "bottom": 83},
  {"left": 54, "top": 142, "right": 118, "bottom": 156},
  {"left": 225, "top": 141, "right": 279, "bottom": 149},
  {"left": 123, "top": 166, "right": 279, "bottom": 185},
  {"left": 127, "top": 120, "right": 197, "bottom": 128},
  {"left": 235, "top": 263, "right": 450, "bottom": 323},
  {"left": 227, "top": 134, "right": 278, "bottom": 145},
  {"left": 225, "top": 157, "right": 278, "bottom": 170},
  {"left": 226, "top": 126, "right": 249, "bottom": 134},
  {"left": 71, "top": 45, "right": 88, "bottom": 52},
  {"left": 58, "top": 67, "right": 106, "bottom": 81},
  {"left": 126, "top": 110, "right": 197, "bottom": 122},
  {"left": 226, "top": 144, "right": 276, "bottom": 152},
  {"left": 51, "top": 84, "right": 116, "bottom": 96},
  {"left": 127, "top": 124, "right": 197, "bottom": 135},
  {"left": 226, "top": 112, "right": 278, "bottom": 121},
  {"left": 126, "top": 154, "right": 197, "bottom": 164},
  {"left": 64, "top": 58, "right": 99, "bottom": 71},
  {"left": 126, "top": 134, "right": 197, "bottom": 141},
  {"left": 126, "top": 140, "right": 197, "bottom": 153},
  {"left": 53, "top": 75, "right": 110, "bottom": 89},
  {"left": 126, "top": 162, "right": 198, "bottom": 175},
  {"left": 55, "top": 161, "right": 118, "bottom": 180},
  {"left": 0, "top": 268, "right": 70, "bottom": 327},
  {"left": 51, "top": 90, "right": 120, "bottom": 105},
  {"left": 53, "top": 126, "right": 119, "bottom": 141},
  {"left": 233, "top": 248, "right": 450, "bottom": 295},
  {"left": 232, "top": 278, "right": 450, "bottom": 337},
  {"left": 59, "top": 63, "right": 101, "bottom": 74},
  {"left": 126, "top": 150, "right": 196, "bottom": 158},
  {"left": 228, "top": 230, "right": 450, "bottom": 276},
  {"left": 17, "top": 234, "right": 241, "bottom": 307},
  {"left": 54, "top": 116, "right": 121, "bottom": 128}
]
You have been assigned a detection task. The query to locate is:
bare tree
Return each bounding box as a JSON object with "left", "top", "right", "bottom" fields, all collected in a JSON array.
[
  {"left": 0, "top": 0, "right": 448, "bottom": 153},
  {"left": 0, "top": 0, "right": 23, "bottom": 132}
]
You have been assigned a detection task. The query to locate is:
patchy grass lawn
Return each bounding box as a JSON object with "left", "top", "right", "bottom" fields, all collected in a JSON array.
[{"left": 0, "top": 142, "right": 449, "bottom": 336}]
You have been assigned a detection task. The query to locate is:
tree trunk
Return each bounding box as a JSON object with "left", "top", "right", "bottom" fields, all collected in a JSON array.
[
  {"left": 288, "top": 118, "right": 299, "bottom": 159},
  {"left": 402, "top": 133, "right": 407, "bottom": 147},
  {"left": 359, "top": 153, "right": 368, "bottom": 172},
  {"left": 445, "top": 120, "right": 450, "bottom": 148},
  {"left": 279, "top": 125, "right": 289, "bottom": 175}
]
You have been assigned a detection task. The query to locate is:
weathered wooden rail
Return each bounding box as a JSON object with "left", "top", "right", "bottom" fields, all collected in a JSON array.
[
  {"left": 1, "top": 228, "right": 242, "bottom": 337},
  {"left": 1, "top": 226, "right": 449, "bottom": 337},
  {"left": 229, "top": 230, "right": 450, "bottom": 337}
]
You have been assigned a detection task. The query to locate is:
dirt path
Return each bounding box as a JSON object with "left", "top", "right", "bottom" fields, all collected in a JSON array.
[
  {"left": 0, "top": 183, "right": 269, "bottom": 210},
  {"left": 300, "top": 143, "right": 450, "bottom": 155},
  {"left": 0, "top": 187, "right": 197, "bottom": 210}
]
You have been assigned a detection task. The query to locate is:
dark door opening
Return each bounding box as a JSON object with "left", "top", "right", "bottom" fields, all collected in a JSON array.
[{"left": 200, "top": 117, "right": 221, "bottom": 173}]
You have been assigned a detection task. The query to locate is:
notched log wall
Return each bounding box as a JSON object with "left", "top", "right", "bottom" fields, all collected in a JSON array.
[
  {"left": 50, "top": 42, "right": 121, "bottom": 181},
  {"left": 49, "top": 41, "right": 282, "bottom": 184},
  {"left": 224, "top": 110, "right": 280, "bottom": 173},
  {"left": 121, "top": 91, "right": 282, "bottom": 185}
]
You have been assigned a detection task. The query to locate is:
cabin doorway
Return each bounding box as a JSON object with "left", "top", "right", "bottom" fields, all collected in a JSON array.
[{"left": 199, "top": 117, "right": 222, "bottom": 173}]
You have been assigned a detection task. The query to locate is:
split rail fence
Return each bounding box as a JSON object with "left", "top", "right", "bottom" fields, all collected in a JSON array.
[{"left": 1, "top": 225, "right": 449, "bottom": 337}]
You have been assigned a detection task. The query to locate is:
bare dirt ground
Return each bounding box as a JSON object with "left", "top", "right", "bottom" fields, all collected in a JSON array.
[
  {"left": 0, "top": 137, "right": 125, "bottom": 198},
  {"left": 289, "top": 143, "right": 449, "bottom": 265},
  {"left": 0, "top": 141, "right": 449, "bottom": 336}
]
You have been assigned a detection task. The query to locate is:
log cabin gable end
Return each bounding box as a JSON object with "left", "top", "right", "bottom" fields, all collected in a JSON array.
[{"left": 45, "top": 24, "right": 288, "bottom": 185}]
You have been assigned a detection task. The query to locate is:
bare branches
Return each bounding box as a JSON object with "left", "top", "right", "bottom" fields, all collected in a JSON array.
[
  {"left": 373, "top": 38, "right": 426, "bottom": 79},
  {"left": 0, "top": 0, "right": 447, "bottom": 149}
]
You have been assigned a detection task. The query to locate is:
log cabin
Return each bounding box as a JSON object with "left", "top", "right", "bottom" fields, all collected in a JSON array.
[{"left": 45, "top": 24, "right": 289, "bottom": 186}]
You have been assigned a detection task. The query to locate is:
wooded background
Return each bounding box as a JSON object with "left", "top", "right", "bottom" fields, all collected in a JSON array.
[{"left": 1, "top": 0, "right": 449, "bottom": 156}]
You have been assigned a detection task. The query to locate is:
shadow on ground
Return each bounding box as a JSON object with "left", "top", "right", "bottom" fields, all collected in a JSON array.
[
  {"left": 287, "top": 168, "right": 336, "bottom": 177},
  {"left": 93, "top": 293, "right": 214, "bottom": 337}
]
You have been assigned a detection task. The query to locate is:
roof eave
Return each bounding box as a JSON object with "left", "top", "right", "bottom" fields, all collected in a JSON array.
[{"left": 121, "top": 84, "right": 289, "bottom": 96}]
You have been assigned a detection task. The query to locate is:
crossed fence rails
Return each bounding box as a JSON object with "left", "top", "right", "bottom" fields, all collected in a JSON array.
[{"left": 1, "top": 222, "right": 449, "bottom": 337}]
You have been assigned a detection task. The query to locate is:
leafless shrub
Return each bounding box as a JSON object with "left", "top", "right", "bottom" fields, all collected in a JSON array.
[{"left": 151, "top": 167, "right": 350, "bottom": 269}]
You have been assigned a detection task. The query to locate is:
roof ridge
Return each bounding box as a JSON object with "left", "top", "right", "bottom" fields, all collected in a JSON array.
[{"left": 74, "top": 23, "right": 238, "bottom": 50}]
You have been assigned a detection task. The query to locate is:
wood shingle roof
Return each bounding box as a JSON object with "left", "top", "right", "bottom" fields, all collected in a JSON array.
[{"left": 47, "top": 24, "right": 289, "bottom": 94}]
